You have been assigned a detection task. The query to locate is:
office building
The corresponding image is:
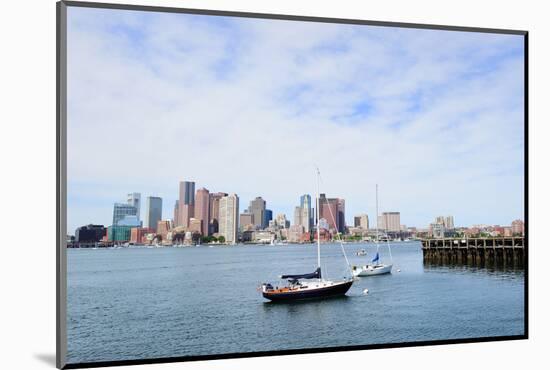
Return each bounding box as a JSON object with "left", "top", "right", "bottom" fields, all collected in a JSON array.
[
  {"left": 354, "top": 214, "right": 369, "bottom": 229},
  {"left": 157, "top": 220, "right": 171, "bottom": 239},
  {"left": 178, "top": 181, "right": 195, "bottom": 227},
  {"left": 378, "top": 212, "right": 401, "bottom": 232},
  {"left": 116, "top": 215, "right": 141, "bottom": 227},
  {"left": 248, "top": 197, "right": 266, "bottom": 229},
  {"left": 239, "top": 212, "right": 254, "bottom": 231},
  {"left": 144, "top": 196, "right": 162, "bottom": 231},
  {"left": 130, "top": 227, "right": 154, "bottom": 244},
  {"left": 195, "top": 188, "right": 210, "bottom": 235},
  {"left": 209, "top": 192, "right": 228, "bottom": 234},
  {"left": 300, "top": 194, "right": 313, "bottom": 231},
  {"left": 264, "top": 209, "right": 273, "bottom": 229},
  {"left": 127, "top": 193, "right": 141, "bottom": 221},
  {"left": 113, "top": 202, "right": 137, "bottom": 226},
  {"left": 219, "top": 194, "right": 239, "bottom": 244},
  {"left": 318, "top": 194, "right": 339, "bottom": 231},
  {"left": 107, "top": 225, "right": 132, "bottom": 242},
  {"left": 74, "top": 224, "right": 106, "bottom": 243}
]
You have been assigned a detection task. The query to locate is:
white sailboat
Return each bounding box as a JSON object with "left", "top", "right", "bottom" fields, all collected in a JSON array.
[
  {"left": 352, "top": 184, "right": 393, "bottom": 277},
  {"left": 260, "top": 168, "right": 354, "bottom": 301}
]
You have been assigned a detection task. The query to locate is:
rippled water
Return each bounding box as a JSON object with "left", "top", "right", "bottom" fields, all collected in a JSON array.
[{"left": 67, "top": 242, "right": 524, "bottom": 364}]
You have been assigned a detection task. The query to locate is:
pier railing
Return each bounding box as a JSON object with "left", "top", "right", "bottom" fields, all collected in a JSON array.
[{"left": 421, "top": 237, "right": 524, "bottom": 267}]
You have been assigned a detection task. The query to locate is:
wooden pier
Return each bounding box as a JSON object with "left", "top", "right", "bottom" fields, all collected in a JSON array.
[{"left": 421, "top": 237, "right": 525, "bottom": 267}]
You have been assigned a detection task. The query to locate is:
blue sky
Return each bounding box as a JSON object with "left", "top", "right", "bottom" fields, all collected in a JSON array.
[{"left": 66, "top": 7, "right": 525, "bottom": 234}]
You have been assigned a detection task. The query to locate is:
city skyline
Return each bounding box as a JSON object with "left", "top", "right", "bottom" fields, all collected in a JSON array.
[{"left": 66, "top": 7, "right": 525, "bottom": 234}]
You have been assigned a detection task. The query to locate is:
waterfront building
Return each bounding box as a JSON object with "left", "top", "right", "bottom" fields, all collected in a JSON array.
[
  {"left": 313, "top": 227, "right": 331, "bottom": 242},
  {"left": 239, "top": 212, "right": 254, "bottom": 232},
  {"left": 378, "top": 212, "right": 401, "bottom": 232},
  {"left": 157, "top": 220, "right": 171, "bottom": 240},
  {"left": 252, "top": 230, "right": 273, "bottom": 243},
  {"left": 288, "top": 225, "right": 305, "bottom": 243},
  {"left": 178, "top": 181, "right": 195, "bottom": 227},
  {"left": 74, "top": 224, "right": 106, "bottom": 243},
  {"left": 130, "top": 227, "right": 154, "bottom": 244},
  {"left": 354, "top": 214, "right": 369, "bottom": 229},
  {"left": 112, "top": 203, "right": 137, "bottom": 226},
  {"left": 209, "top": 192, "right": 228, "bottom": 235},
  {"left": 430, "top": 222, "right": 445, "bottom": 238},
  {"left": 127, "top": 193, "right": 141, "bottom": 221},
  {"left": 195, "top": 188, "right": 210, "bottom": 235},
  {"left": 144, "top": 196, "right": 162, "bottom": 231},
  {"left": 219, "top": 194, "right": 239, "bottom": 244},
  {"left": 511, "top": 219, "right": 524, "bottom": 235},
  {"left": 107, "top": 225, "right": 132, "bottom": 242},
  {"left": 248, "top": 197, "right": 266, "bottom": 229},
  {"left": 188, "top": 218, "right": 202, "bottom": 234}
]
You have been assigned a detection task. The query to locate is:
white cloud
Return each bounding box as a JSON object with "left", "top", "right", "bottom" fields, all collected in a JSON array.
[{"left": 66, "top": 7, "right": 524, "bottom": 233}]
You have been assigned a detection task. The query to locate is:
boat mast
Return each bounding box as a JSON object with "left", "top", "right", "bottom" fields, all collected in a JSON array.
[
  {"left": 376, "top": 184, "right": 379, "bottom": 244},
  {"left": 316, "top": 167, "right": 321, "bottom": 273}
]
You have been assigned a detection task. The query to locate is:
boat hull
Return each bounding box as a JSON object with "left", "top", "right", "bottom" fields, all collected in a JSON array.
[
  {"left": 262, "top": 280, "right": 353, "bottom": 302},
  {"left": 353, "top": 264, "right": 392, "bottom": 277}
]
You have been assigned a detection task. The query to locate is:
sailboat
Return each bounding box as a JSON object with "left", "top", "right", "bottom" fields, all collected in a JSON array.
[
  {"left": 352, "top": 184, "right": 393, "bottom": 277},
  {"left": 260, "top": 168, "right": 354, "bottom": 301}
]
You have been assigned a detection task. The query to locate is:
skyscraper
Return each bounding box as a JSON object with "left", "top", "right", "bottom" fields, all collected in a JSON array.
[
  {"left": 219, "top": 194, "right": 239, "bottom": 244},
  {"left": 127, "top": 193, "right": 141, "bottom": 221},
  {"left": 264, "top": 209, "right": 273, "bottom": 229},
  {"left": 144, "top": 196, "right": 162, "bottom": 231},
  {"left": 209, "top": 192, "right": 228, "bottom": 234},
  {"left": 173, "top": 200, "right": 179, "bottom": 226},
  {"left": 294, "top": 206, "right": 302, "bottom": 226},
  {"left": 178, "top": 181, "right": 195, "bottom": 227},
  {"left": 300, "top": 194, "right": 313, "bottom": 232},
  {"left": 112, "top": 203, "right": 137, "bottom": 226},
  {"left": 337, "top": 198, "right": 346, "bottom": 233},
  {"left": 318, "top": 194, "right": 339, "bottom": 231},
  {"left": 248, "top": 197, "right": 266, "bottom": 229},
  {"left": 445, "top": 216, "right": 455, "bottom": 229},
  {"left": 195, "top": 188, "right": 210, "bottom": 235}
]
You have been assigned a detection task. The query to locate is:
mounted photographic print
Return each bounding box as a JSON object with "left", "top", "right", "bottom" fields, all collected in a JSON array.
[{"left": 57, "top": 1, "right": 528, "bottom": 368}]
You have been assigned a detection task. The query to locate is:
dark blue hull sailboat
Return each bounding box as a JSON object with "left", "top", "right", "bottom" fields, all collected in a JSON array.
[{"left": 260, "top": 168, "right": 355, "bottom": 302}]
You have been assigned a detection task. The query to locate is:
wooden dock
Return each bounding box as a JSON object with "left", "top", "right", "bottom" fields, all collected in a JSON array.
[{"left": 421, "top": 237, "right": 525, "bottom": 267}]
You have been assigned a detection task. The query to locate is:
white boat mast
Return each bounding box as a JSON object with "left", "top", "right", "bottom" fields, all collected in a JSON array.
[
  {"left": 376, "top": 183, "right": 379, "bottom": 244},
  {"left": 316, "top": 167, "right": 321, "bottom": 273}
]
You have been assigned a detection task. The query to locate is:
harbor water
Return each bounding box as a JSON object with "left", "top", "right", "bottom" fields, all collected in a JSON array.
[{"left": 67, "top": 242, "right": 524, "bottom": 364}]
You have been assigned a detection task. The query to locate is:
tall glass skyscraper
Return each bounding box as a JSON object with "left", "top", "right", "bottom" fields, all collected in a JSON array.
[
  {"left": 112, "top": 203, "right": 137, "bottom": 226},
  {"left": 127, "top": 193, "right": 141, "bottom": 221},
  {"left": 144, "top": 196, "right": 163, "bottom": 231},
  {"left": 178, "top": 181, "right": 195, "bottom": 227}
]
